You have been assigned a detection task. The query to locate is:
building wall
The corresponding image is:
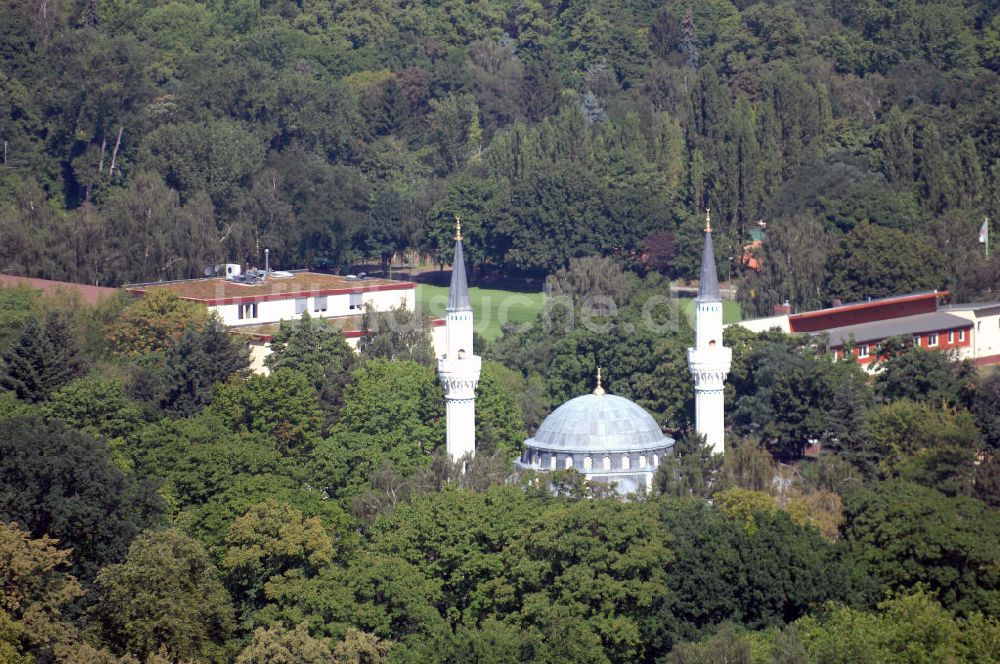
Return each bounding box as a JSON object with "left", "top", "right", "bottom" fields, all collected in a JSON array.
[
  {"left": 734, "top": 314, "right": 790, "bottom": 334},
  {"left": 973, "top": 313, "right": 1000, "bottom": 364},
  {"left": 431, "top": 322, "right": 447, "bottom": 358},
  {"left": 938, "top": 309, "right": 1000, "bottom": 366},
  {"left": 210, "top": 288, "right": 415, "bottom": 326},
  {"left": 833, "top": 324, "right": 974, "bottom": 368}
]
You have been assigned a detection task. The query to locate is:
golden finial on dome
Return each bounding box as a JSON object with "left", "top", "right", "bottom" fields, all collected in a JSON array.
[
  {"left": 455, "top": 215, "right": 462, "bottom": 241},
  {"left": 593, "top": 366, "right": 606, "bottom": 396},
  {"left": 705, "top": 207, "right": 712, "bottom": 233}
]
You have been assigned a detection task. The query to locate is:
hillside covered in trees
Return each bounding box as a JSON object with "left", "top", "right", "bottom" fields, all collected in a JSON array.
[
  {"left": 3, "top": 2, "right": 1000, "bottom": 663},
  {"left": 1, "top": 0, "right": 999, "bottom": 312}
]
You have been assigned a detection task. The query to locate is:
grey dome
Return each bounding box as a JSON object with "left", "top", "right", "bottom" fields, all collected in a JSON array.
[{"left": 528, "top": 393, "right": 668, "bottom": 452}]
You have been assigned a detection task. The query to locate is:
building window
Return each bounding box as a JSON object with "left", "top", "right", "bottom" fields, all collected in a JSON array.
[
  {"left": 960, "top": 329, "right": 966, "bottom": 342},
  {"left": 639, "top": 455, "right": 647, "bottom": 468},
  {"left": 603, "top": 456, "right": 611, "bottom": 471},
  {"left": 295, "top": 298, "right": 307, "bottom": 315},
  {"left": 913, "top": 335, "right": 921, "bottom": 346},
  {"left": 653, "top": 454, "right": 659, "bottom": 468},
  {"left": 948, "top": 331, "right": 954, "bottom": 344},
  {"left": 313, "top": 296, "right": 328, "bottom": 313},
  {"left": 549, "top": 455, "right": 556, "bottom": 470},
  {"left": 928, "top": 333, "right": 938, "bottom": 347},
  {"left": 564, "top": 455, "right": 573, "bottom": 470},
  {"left": 621, "top": 455, "right": 630, "bottom": 471},
  {"left": 237, "top": 302, "right": 258, "bottom": 320},
  {"left": 349, "top": 292, "right": 363, "bottom": 310},
  {"left": 583, "top": 456, "right": 592, "bottom": 471},
  {"left": 858, "top": 345, "right": 869, "bottom": 359}
]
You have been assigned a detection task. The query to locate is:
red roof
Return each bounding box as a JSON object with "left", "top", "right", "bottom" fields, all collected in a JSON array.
[{"left": 0, "top": 274, "right": 118, "bottom": 305}]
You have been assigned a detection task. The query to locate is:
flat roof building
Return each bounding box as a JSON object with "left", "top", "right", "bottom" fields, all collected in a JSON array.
[{"left": 733, "top": 291, "right": 999, "bottom": 369}]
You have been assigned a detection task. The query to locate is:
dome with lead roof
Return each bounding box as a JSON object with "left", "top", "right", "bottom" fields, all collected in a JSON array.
[{"left": 527, "top": 393, "right": 670, "bottom": 453}]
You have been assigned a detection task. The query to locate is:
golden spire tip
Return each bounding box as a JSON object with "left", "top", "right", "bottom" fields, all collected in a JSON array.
[
  {"left": 455, "top": 215, "right": 462, "bottom": 241},
  {"left": 705, "top": 207, "right": 712, "bottom": 233},
  {"left": 593, "top": 366, "right": 605, "bottom": 396}
]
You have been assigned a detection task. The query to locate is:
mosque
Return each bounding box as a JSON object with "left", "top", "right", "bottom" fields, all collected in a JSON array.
[{"left": 438, "top": 214, "right": 731, "bottom": 494}]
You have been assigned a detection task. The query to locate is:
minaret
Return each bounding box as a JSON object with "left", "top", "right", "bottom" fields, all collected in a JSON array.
[
  {"left": 687, "top": 210, "right": 732, "bottom": 454},
  {"left": 438, "top": 216, "right": 482, "bottom": 461}
]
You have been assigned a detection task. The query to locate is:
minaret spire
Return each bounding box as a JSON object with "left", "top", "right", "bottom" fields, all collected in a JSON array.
[
  {"left": 593, "top": 367, "right": 605, "bottom": 396},
  {"left": 447, "top": 216, "right": 472, "bottom": 312},
  {"left": 687, "top": 211, "right": 732, "bottom": 455},
  {"left": 439, "top": 214, "right": 481, "bottom": 463},
  {"left": 697, "top": 208, "right": 721, "bottom": 303}
]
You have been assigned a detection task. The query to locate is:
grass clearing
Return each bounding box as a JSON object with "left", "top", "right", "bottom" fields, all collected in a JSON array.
[
  {"left": 416, "top": 284, "right": 545, "bottom": 341},
  {"left": 681, "top": 298, "right": 743, "bottom": 327}
]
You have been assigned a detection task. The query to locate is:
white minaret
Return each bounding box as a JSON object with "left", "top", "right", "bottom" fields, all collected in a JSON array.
[
  {"left": 438, "top": 216, "right": 482, "bottom": 461},
  {"left": 687, "top": 210, "right": 732, "bottom": 455}
]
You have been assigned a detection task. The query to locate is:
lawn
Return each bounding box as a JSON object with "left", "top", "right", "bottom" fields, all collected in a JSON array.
[
  {"left": 681, "top": 298, "right": 743, "bottom": 327},
  {"left": 416, "top": 284, "right": 545, "bottom": 341}
]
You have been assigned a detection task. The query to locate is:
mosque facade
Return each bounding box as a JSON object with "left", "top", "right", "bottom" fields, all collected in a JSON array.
[{"left": 440, "top": 216, "right": 728, "bottom": 494}]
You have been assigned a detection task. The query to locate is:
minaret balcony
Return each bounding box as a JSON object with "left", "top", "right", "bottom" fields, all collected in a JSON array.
[
  {"left": 687, "top": 347, "right": 732, "bottom": 385},
  {"left": 438, "top": 355, "right": 482, "bottom": 397}
]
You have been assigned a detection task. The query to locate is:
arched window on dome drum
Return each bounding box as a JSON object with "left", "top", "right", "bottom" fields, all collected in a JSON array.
[
  {"left": 639, "top": 455, "right": 646, "bottom": 468},
  {"left": 549, "top": 455, "right": 556, "bottom": 470},
  {"left": 584, "top": 456, "right": 592, "bottom": 471},
  {"left": 653, "top": 454, "right": 659, "bottom": 468},
  {"left": 603, "top": 456, "right": 611, "bottom": 471},
  {"left": 565, "top": 455, "right": 573, "bottom": 470},
  {"left": 621, "top": 455, "right": 630, "bottom": 470}
]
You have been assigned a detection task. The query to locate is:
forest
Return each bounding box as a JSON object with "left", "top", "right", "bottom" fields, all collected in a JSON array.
[
  {"left": 0, "top": 0, "right": 998, "bottom": 314},
  {"left": 0, "top": 262, "right": 998, "bottom": 663},
  {"left": 2, "top": 0, "right": 1000, "bottom": 662}
]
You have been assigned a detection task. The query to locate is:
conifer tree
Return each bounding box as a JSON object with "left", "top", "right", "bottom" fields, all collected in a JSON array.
[
  {"left": 0, "top": 314, "right": 85, "bottom": 403},
  {"left": 159, "top": 318, "right": 250, "bottom": 415}
]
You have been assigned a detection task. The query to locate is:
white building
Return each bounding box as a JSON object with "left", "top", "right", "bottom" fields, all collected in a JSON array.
[{"left": 128, "top": 268, "right": 430, "bottom": 373}]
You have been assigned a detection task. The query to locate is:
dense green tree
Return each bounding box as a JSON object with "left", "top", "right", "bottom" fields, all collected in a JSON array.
[
  {"left": 236, "top": 622, "right": 335, "bottom": 664},
  {"left": 787, "top": 588, "right": 1000, "bottom": 664},
  {"left": 0, "top": 521, "right": 84, "bottom": 661},
  {"left": 0, "top": 416, "right": 163, "bottom": 581},
  {"left": 974, "top": 373, "right": 1000, "bottom": 451},
  {"left": 488, "top": 499, "right": 671, "bottom": 663},
  {"left": 159, "top": 317, "right": 251, "bottom": 415},
  {"left": 655, "top": 498, "right": 849, "bottom": 650},
  {"left": 843, "top": 480, "right": 1000, "bottom": 615},
  {"left": 473, "top": 361, "right": 527, "bottom": 457},
  {"left": 730, "top": 333, "right": 853, "bottom": 459},
  {"left": 222, "top": 499, "right": 335, "bottom": 623},
  {"left": 544, "top": 255, "right": 634, "bottom": 310},
  {"left": 42, "top": 377, "right": 146, "bottom": 465},
  {"left": 876, "top": 344, "right": 977, "bottom": 409},
  {"left": 654, "top": 431, "right": 723, "bottom": 499},
  {"left": 863, "top": 399, "right": 981, "bottom": 480},
  {"left": 336, "top": 359, "right": 445, "bottom": 472},
  {"left": 125, "top": 413, "right": 286, "bottom": 513},
  {"left": 264, "top": 313, "right": 357, "bottom": 420},
  {"left": 210, "top": 370, "right": 324, "bottom": 454},
  {"left": 357, "top": 303, "right": 436, "bottom": 366},
  {"left": 827, "top": 222, "right": 947, "bottom": 302},
  {"left": 0, "top": 313, "right": 86, "bottom": 403},
  {"left": 106, "top": 290, "right": 208, "bottom": 357},
  {"left": 92, "top": 528, "right": 235, "bottom": 663}
]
